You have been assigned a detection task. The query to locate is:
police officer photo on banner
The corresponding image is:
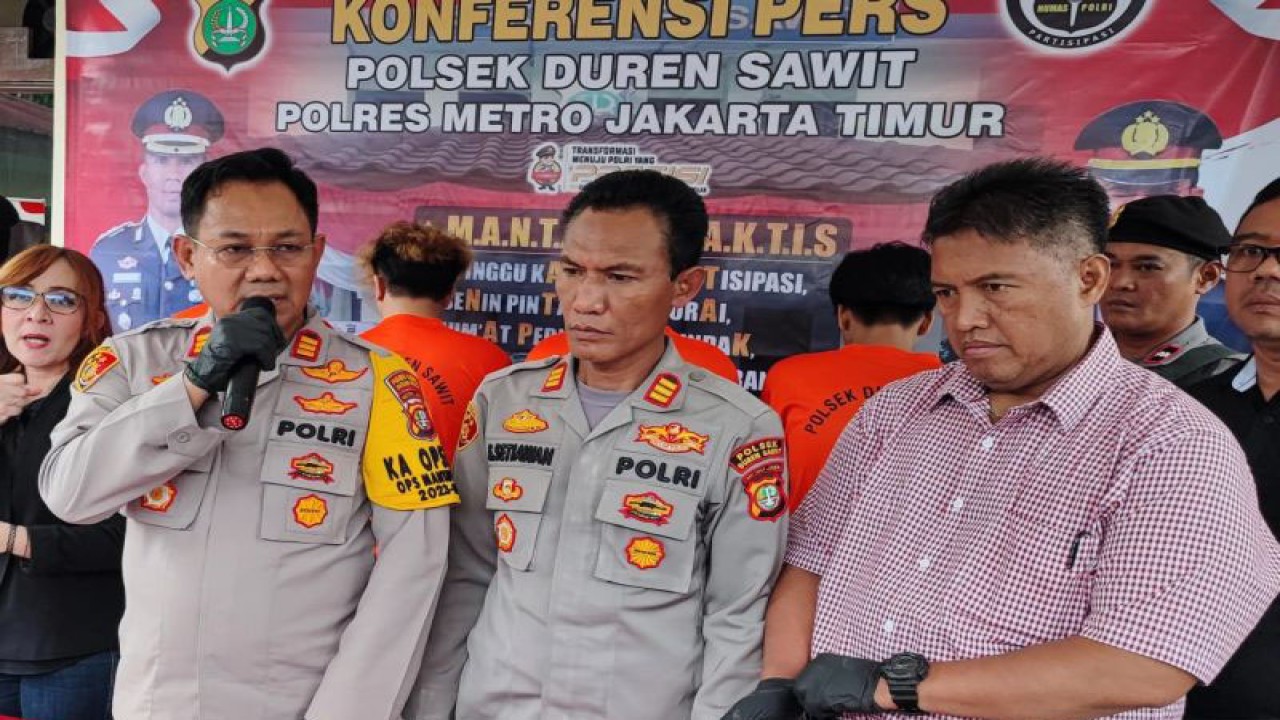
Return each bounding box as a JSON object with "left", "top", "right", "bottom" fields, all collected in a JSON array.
[{"left": 90, "top": 89, "right": 225, "bottom": 333}]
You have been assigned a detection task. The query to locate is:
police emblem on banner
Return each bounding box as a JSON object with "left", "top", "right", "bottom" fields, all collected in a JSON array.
[
  {"left": 1003, "top": 0, "right": 1148, "bottom": 51},
  {"left": 192, "top": 0, "right": 267, "bottom": 73}
]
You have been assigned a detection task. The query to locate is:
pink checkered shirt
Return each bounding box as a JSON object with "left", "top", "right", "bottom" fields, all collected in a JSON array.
[{"left": 787, "top": 328, "right": 1280, "bottom": 719}]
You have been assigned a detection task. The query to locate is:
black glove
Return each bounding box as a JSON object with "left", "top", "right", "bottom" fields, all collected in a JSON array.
[
  {"left": 184, "top": 303, "right": 286, "bottom": 393},
  {"left": 721, "top": 678, "right": 804, "bottom": 720},
  {"left": 793, "top": 654, "right": 881, "bottom": 719}
]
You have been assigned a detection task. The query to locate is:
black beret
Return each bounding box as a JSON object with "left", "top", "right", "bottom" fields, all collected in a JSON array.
[{"left": 1107, "top": 195, "right": 1231, "bottom": 260}]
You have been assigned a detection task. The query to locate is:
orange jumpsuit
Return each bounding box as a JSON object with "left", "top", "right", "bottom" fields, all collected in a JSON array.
[
  {"left": 527, "top": 327, "right": 739, "bottom": 382},
  {"left": 362, "top": 314, "right": 511, "bottom": 461},
  {"left": 762, "top": 344, "right": 940, "bottom": 508}
]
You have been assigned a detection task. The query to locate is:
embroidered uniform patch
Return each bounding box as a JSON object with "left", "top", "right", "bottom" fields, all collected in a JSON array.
[
  {"left": 383, "top": 370, "right": 435, "bottom": 440},
  {"left": 289, "top": 453, "right": 336, "bottom": 484},
  {"left": 541, "top": 362, "right": 567, "bottom": 392},
  {"left": 729, "top": 437, "right": 785, "bottom": 474},
  {"left": 644, "top": 373, "right": 681, "bottom": 408},
  {"left": 140, "top": 481, "right": 177, "bottom": 512},
  {"left": 74, "top": 345, "right": 119, "bottom": 392},
  {"left": 294, "top": 391, "right": 357, "bottom": 415},
  {"left": 458, "top": 401, "right": 480, "bottom": 452},
  {"left": 292, "top": 494, "right": 329, "bottom": 528},
  {"left": 636, "top": 423, "right": 709, "bottom": 454},
  {"left": 626, "top": 536, "right": 666, "bottom": 569},
  {"left": 291, "top": 329, "right": 322, "bottom": 362},
  {"left": 301, "top": 360, "right": 368, "bottom": 384},
  {"left": 492, "top": 477, "right": 524, "bottom": 502},
  {"left": 503, "top": 409, "right": 549, "bottom": 434},
  {"left": 496, "top": 513, "right": 516, "bottom": 553},
  {"left": 620, "top": 492, "right": 674, "bottom": 526},
  {"left": 187, "top": 327, "right": 211, "bottom": 358},
  {"left": 742, "top": 462, "right": 786, "bottom": 522}
]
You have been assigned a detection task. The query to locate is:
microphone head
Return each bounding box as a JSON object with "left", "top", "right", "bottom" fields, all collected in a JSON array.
[{"left": 240, "top": 296, "right": 276, "bottom": 314}]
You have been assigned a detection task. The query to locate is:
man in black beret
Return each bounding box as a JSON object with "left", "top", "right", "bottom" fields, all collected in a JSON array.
[{"left": 1102, "top": 195, "right": 1244, "bottom": 387}]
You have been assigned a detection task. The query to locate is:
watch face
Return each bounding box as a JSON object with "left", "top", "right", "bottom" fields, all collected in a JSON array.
[{"left": 886, "top": 653, "right": 929, "bottom": 681}]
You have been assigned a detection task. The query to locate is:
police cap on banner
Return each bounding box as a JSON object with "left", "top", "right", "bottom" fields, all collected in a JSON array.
[
  {"left": 1108, "top": 195, "right": 1232, "bottom": 261},
  {"left": 1074, "top": 100, "right": 1222, "bottom": 190},
  {"left": 131, "top": 89, "right": 225, "bottom": 156}
]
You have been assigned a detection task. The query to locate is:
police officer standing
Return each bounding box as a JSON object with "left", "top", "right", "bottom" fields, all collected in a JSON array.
[
  {"left": 1102, "top": 195, "right": 1243, "bottom": 387},
  {"left": 411, "top": 170, "right": 788, "bottom": 719},
  {"left": 41, "top": 148, "right": 456, "bottom": 720},
  {"left": 91, "top": 89, "right": 224, "bottom": 332}
]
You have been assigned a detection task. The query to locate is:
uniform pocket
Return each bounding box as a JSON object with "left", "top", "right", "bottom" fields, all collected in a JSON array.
[
  {"left": 486, "top": 467, "right": 552, "bottom": 571},
  {"left": 258, "top": 440, "right": 361, "bottom": 545},
  {"left": 124, "top": 452, "right": 214, "bottom": 530},
  {"left": 592, "top": 479, "right": 700, "bottom": 594}
]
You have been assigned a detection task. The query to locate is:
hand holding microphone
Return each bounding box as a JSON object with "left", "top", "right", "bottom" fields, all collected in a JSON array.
[{"left": 183, "top": 297, "right": 286, "bottom": 429}]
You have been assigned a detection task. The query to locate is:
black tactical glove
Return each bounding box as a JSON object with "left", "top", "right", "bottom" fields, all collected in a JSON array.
[
  {"left": 793, "top": 654, "right": 881, "bottom": 719},
  {"left": 721, "top": 678, "right": 804, "bottom": 720},
  {"left": 184, "top": 302, "right": 286, "bottom": 394}
]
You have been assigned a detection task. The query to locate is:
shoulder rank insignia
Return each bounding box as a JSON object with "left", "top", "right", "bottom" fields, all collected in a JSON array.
[
  {"left": 541, "top": 362, "right": 567, "bottom": 392},
  {"left": 644, "top": 373, "right": 681, "bottom": 408},
  {"left": 187, "top": 326, "right": 212, "bottom": 358},
  {"left": 291, "top": 329, "right": 322, "bottom": 362}
]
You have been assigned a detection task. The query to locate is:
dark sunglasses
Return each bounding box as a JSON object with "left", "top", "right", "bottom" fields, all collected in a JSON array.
[{"left": 0, "top": 286, "right": 83, "bottom": 314}]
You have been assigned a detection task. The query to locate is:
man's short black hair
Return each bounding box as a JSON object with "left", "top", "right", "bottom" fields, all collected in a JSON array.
[
  {"left": 922, "top": 158, "right": 1110, "bottom": 260},
  {"left": 1240, "top": 177, "right": 1280, "bottom": 228},
  {"left": 829, "top": 242, "right": 935, "bottom": 327},
  {"left": 181, "top": 147, "right": 319, "bottom": 236},
  {"left": 561, "top": 170, "right": 707, "bottom": 277}
]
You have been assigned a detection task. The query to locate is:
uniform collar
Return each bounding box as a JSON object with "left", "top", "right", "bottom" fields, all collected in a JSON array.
[
  {"left": 932, "top": 324, "right": 1122, "bottom": 432},
  {"left": 532, "top": 341, "right": 693, "bottom": 439},
  {"left": 1232, "top": 357, "right": 1258, "bottom": 393},
  {"left": 1136, "top": 316, "right": 1212, "bottom": 367},
  {"left": 186, "top": 307, "right": 333, "bottom": 370}
]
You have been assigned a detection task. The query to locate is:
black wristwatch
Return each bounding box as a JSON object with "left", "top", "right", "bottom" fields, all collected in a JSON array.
[{"left": 879, "top": 652, "right": 930, "bottom": 714}]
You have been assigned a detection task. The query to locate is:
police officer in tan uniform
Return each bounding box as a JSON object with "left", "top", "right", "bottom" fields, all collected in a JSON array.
[
  {"left": 40, "top": 148, "right": 457, "bottom": 720},
  {"left": 411, "top": 170, "right": 788, "bottom": 720},
  {"left": 1102, "top": 195, "right": 1244, "bottom": 387}
]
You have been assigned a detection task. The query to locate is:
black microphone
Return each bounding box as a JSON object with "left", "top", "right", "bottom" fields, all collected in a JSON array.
[{"left": 220, "top": 296, "right": 277, "bottom": 431}]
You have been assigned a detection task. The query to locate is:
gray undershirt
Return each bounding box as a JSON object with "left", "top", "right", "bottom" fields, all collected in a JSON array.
[{"left": 577, "top": 381, "right": 630, "bottom": 430}]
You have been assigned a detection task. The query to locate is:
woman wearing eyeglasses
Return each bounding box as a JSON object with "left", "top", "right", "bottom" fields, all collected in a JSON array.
[{"left": 0, "top": 245, "right": 121, "bottom": 720}]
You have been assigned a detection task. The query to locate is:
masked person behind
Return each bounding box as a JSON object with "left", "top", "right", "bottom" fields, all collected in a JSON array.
[
  {"left": 39, "top": 148, "right": 457, "bottom": 720},
  {"left": 1102, "top": 195, "right": 1242, "bottom": 387},
  {"left": 411, "top": 169, "right": 788, "bottom": 720},
  {"left": 0, "top": 246, "right": 120, "bottom": 720},
  {"left": 360, "top": 222, "right": 511, "bottom": 463}
]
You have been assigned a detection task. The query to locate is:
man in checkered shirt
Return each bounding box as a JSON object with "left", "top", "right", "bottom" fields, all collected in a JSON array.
[{"left": 725, "top": 159, "right": 1280, "bottom": 720}]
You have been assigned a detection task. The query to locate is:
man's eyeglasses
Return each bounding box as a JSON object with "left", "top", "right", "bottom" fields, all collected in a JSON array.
[
  {"left": 0, "top": 286, "right": 83, "bottom": 314},
  {"left": 1223, "top": 243, "right": 1280, "bottom": 273},
  {"left": 182, "top": 235, "right": 316, "bottom": 269}
]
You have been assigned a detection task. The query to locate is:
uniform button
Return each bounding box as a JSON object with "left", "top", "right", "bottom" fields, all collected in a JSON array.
[
  {"left": 917, "top": 556, "right": 932, "bottom": 571},
  {"left": 980, "top": 436, "right": 994, "bottom": 450},
  {"left": 951, "top": 496, "right": 965, "bottom": 512},
  {"left": 689, "top": 370, "right": 706, "bottom": 382},
  {"left": 882, "top": 619, "right": 896, "bottom": 634},
  {"left": 174, "top": 432, "right": 190, "bottom": 443},
  {"left": 163, "top": 281, "right": 174, "bottom": 291}
]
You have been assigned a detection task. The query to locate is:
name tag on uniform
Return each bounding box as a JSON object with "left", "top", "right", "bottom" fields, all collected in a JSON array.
[{"left": 112, "top": 272, "right": 142, "bottom": 284}]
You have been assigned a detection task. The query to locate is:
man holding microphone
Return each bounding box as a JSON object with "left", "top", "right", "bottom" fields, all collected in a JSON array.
[{"left": 40, "top": 148, "right": 456, "bottom": 720}]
